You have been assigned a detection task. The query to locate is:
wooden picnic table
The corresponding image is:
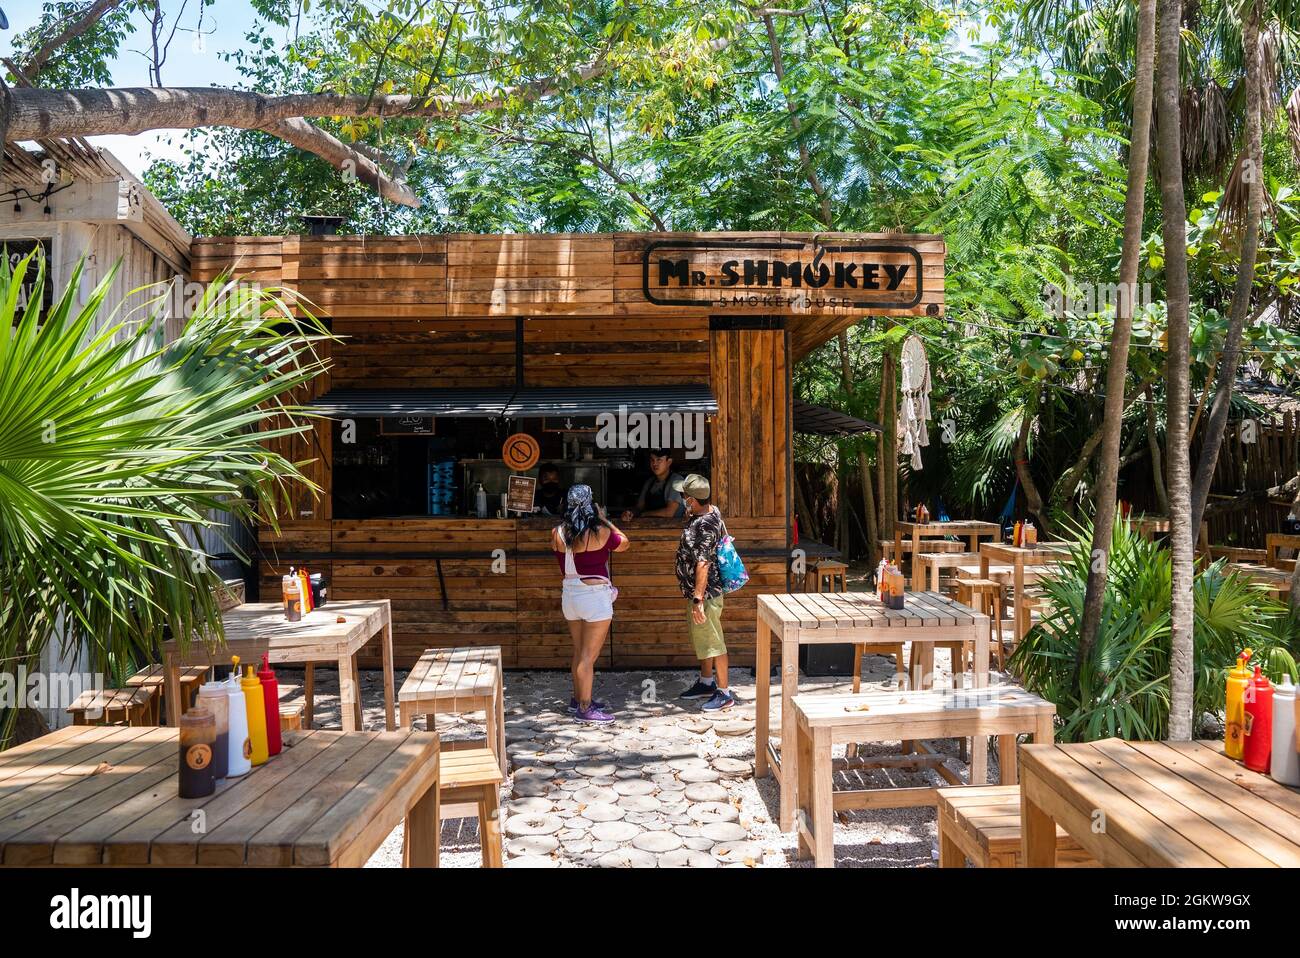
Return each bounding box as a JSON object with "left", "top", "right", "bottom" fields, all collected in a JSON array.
[
  {"left": 1019, "top": 738, "right": 1300, "bottom": 867},
  {"left": 0, "top": 724, "right": 441, "bottom": 867},
  {"left": 161, "top": 600, "right": 396, "bottom": 733},
  {"left": 755, "top": 590, "right": 990, "bottom": 831},
  {"left": 894, "top": 520, "right": 1001, "bottom": 575},
  {"left": 980, "top": 542, "right": 1070, "bottom": 642},
  {"left": 1225, "top": 561, "right": 1293, "bottom": 598},
  {"left": 1265, "top": 533, "right": 1300, "bottom": 570}
]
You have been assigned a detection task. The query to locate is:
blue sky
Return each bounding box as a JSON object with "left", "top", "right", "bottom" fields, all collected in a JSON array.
[{"left": 1, "top": 1, "right": 270, "bottom": 177}]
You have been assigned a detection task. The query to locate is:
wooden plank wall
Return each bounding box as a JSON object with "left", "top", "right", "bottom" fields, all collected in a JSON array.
[{"left": 709, "top": 328, "right": 788, "bottom": 519}]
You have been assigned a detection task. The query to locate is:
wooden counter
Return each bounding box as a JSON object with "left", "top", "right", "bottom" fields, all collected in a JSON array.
[{"left": 257, "top": 516, "right": 789, "bottom": 669}]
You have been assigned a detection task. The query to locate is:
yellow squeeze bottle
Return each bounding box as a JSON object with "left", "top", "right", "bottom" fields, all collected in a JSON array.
[
  {"left": 1225, "top": 650, "right": 1253, "bottom": 760},
  {"left": 241, "top": 664, "right": 269, "bottom": 766}
]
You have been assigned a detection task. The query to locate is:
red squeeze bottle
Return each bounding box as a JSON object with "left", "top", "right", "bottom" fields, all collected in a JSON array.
[
  {"left": 257, "top": 654, "right": 283, "bottom": 756},
  {"left": 1243, "top": 666, "right": 1274, "bottom": 773}
]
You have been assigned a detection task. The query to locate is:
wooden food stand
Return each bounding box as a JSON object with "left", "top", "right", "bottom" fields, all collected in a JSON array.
[{"left": 193, "top": 232, "right": 944, "bottom": 669}]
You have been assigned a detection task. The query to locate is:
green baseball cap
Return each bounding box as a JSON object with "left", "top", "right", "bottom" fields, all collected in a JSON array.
[{"left": 672, "top": 474, "right": 710, "bottom": 500}]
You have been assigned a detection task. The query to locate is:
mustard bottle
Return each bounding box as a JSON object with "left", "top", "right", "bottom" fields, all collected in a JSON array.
[
  {"left": 241, "top": 664, "right": 270, "bottom": 767},
  {"left": 1225, "top": 649, "right": 1253, "bottom": 760}
]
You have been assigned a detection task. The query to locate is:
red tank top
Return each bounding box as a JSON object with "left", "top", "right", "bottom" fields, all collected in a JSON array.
[{"left": 554, "top": 530, "right": 625, "bottom": 579}]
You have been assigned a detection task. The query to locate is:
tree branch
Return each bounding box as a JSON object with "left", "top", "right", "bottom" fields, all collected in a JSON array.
[
  {"left": 17, "top": 0, "right": 126, "bottom": 82},
  {"left": 262, "top": 118, "right": 420, "bottom": 207}
]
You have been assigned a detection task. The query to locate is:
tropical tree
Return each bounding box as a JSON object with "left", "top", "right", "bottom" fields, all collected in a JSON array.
[{"left": 0, "top": 252, "right": 328, "bottom": 747}]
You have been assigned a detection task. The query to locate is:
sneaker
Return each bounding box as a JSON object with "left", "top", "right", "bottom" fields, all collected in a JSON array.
[
  {"left": 567, "top": 697, "right": 608, "bottom": 714},
  {"left": 700, "top": 688, "right": 735, "bottom": 712},
  {"left": 678, "top": 679, "right": 717, "bottom": 701},
  {"left": 575, "top": 704, "right": 615, "bottom": 724}
]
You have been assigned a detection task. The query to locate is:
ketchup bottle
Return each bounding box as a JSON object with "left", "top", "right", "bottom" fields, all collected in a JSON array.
[
  {"left": 258, "top": 654, "right": 282, "bottom": 756},
  {"left": 1243, "top": 666, "right": 1274, "bottom": 773}
]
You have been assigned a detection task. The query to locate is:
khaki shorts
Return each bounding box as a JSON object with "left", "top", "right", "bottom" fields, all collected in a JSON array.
[{"left": 686, "top": 596, "right": 727, "bottom": 660}]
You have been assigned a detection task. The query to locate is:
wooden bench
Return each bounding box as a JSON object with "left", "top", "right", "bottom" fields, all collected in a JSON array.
[
  {"left": 936, "top": 785, "right": 1094, "bottom": 867},
  {"left": 912, "top": 551, "right": 981, "bottom": 591},
  {"left": 791, "top": 686, "right": 1056, "bottom": 867},
  {"left": 125, "top": 664, "right": 209, "bottom": 725},
  {"left": 399, "top": 646, "right": 506, "bottom": 776},
  {"left": 66, "top": 686, "right": 158, "bottom": 727},
  {"left": 413, "top": 744, "right": 504, "bottom": 868},
  {"left": 882, "top": 538, "right": 968, "bottom": 563}
]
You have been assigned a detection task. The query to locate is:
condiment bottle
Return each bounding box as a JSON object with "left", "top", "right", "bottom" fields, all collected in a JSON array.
[
  {"left": 241, "top": 664, "right": 269, "bottom": 767},
  {"left": 1271, "top": 676, "right": 1300, "bottom": 786},
  {"left": 257, "top": 654, "right": 282, "bottom": 756},
  {"left": 225, "top": 656, "right": 252, "bottom": 776},
  {"left": 194, "top": 678, "right": 230, "bottom": 779},
  {"left": 283, "top": 569, "right": 302, "bottom": 622},
  {"left": 298, "top": 566, "right": 313, "bottom": 614},
  {"left": 178, "top": 707, "right": 217, "bottom": 799},
  {"left": 1243, "top": 666, "right": 1274, "bottom": 773},
  {"left": 1225, "top": 650, "right": 1253, "bottom": 760}
]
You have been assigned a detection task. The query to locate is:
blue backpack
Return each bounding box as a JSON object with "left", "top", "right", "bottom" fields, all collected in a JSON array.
[{"left": 716, "top": 515, "right": 749, "bottom": 594}]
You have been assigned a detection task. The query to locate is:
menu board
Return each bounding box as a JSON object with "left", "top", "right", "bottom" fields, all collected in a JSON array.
[{"left": 507, "top": 475, "right": 537, "bottom": 514}]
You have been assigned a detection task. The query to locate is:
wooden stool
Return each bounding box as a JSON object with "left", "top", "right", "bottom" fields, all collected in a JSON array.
[
  {"left": 403, "top": 744, "right": 503, "bottom": 868},
  {"left": 280, "top": 705, "right": 304, "bottom": 732},
  {"left": 805, "top": 559, "right": 848, "bottom": 593},
  {"left": 66, "top": 686, "right": 155, "bottom": 726},
  {"left": 954, "top": 578, "right": 1006, "bottom": 670},
  {"left": 936, "top": 784, "right": 1095, "bottom": 867}
]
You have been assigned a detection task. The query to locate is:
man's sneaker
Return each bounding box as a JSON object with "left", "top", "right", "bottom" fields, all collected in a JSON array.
[
  {"left": 575, "top": 704, "right": 615, "bottom": 724},
  {"left": 567, "top": 697, "right": 608, "bottom": 714},
  {"left": 678, "top": 679, "right": 717, "bottom": 701},
  {"left": 700, "top": 688, "right": 735, "bottom": 712}
]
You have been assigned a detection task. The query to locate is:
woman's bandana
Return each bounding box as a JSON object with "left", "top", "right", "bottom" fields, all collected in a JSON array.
[{"left": 565, "top": 484, "right": 597, "bottom": 530}]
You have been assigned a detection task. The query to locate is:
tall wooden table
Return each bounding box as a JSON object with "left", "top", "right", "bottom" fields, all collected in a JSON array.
[
  {"left": 0, "top": 725, "right": 441, "bottom": 867},
  {"left": 1020, "top": 738, "right": 1300, "bottom": 867},
  {"left": 161, "top": 600, "right": 396, "bottom": 732},
  {"left": 755, "top": 591, "right": 990, "bottom": 831},
  {"left": 979, "top": 541, "right": 1070, "bottom": 642},
  {"left": 895, "top": 520, "right": 1000, "bottom": 582}
]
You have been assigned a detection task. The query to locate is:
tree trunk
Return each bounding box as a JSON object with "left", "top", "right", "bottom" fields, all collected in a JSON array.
[
  {"left": 1146, "top": 385, "right": 1170, "bottom": 513},
  {"left": 838, "top": 331, "right": 880, "bottom": 565},
  {"left": 1014, "top": 389, "right": 1052, "bottom": 534},
  {"left": 1074, "top": 0, "right": 1157, "bottom": 684},
  {"left": 1157, "top": 0, "right": 1196, "bottom": 742},
  {"left": 1189, "top": 1, "right": 1265, "bottom": 533}
]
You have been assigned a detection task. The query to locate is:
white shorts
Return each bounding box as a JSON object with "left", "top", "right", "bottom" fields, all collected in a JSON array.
[{"left": 562, "top": 579, "right": 614, "bottom": 622}]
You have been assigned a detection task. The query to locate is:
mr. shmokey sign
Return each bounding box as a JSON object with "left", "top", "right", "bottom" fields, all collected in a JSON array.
[{"left": 642, "top": 238, "right": 924, "bottom": 311}]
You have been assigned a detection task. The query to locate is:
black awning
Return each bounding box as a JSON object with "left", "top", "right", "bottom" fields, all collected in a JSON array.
[
  {"left": 794, "top": 400, "right": 882, "bottom": 436},
  {"left": 503, "top": 385, "right": 717, "bottom": 418},
  {"left": 309, "top": 385, "right": 717, "bottom": 419},
  {"left": 308, "top": 388, "right": 513, "bottom": 417}
]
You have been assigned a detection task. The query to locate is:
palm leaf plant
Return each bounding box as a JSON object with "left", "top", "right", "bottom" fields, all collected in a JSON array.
[
  {"left": 0, "top": 251, "right": 329, "bottom": 747},
  {"left": 1009, "top": 516, "right": 1298, "bottom": 741}
]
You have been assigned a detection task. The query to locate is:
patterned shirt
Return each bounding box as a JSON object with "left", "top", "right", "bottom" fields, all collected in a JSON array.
[{"left": 676, "top": 507, "right": 724, "bottom": 599}]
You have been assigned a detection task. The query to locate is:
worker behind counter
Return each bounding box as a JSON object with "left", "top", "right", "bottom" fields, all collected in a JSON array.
[
  {"left": 535, "top": 462, "right": 567, "bottom": 516},
  {"left": 621, "top": 449, "right": 685, "bottom": 520}
]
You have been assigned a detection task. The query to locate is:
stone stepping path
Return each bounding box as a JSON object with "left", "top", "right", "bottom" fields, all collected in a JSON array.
[{"left": 501, "top": 674, "right": 774, "bottom": 868}]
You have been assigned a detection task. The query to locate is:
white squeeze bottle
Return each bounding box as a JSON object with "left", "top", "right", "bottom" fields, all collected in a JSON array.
[
  {"left": 1272, "top": 676, "right": 1300, "bottom": 786},
  {"left": 225, "top": 656, "right": 252, "bottom": 777}
]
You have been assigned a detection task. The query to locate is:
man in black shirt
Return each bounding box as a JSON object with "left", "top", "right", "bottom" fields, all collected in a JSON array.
[
  {"left": 672, "top": 474, "right": 734, "bottom": 712},
  {"left": 534, "top": 463, "right": 566, "bottom": 516},
  {"left": 621, "top": 449, "right": 684, "bottom": 520}
]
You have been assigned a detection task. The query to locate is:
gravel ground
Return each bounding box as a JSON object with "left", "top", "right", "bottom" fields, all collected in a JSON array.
[{"left": 274, "top": 636, "right": 1007, "bottom": 869}]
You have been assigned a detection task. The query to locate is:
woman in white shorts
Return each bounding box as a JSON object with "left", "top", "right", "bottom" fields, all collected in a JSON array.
[{"left": 550, "top": 485, "right": 630, "bottom": 724}]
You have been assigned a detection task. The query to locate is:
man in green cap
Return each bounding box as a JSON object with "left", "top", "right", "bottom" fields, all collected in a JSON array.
[{"left": 672, "top": 473, "right": 734, "bottom": 711}]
